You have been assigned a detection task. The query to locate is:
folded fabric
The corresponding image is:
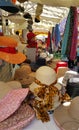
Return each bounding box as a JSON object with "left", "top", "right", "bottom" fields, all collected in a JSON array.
[
  {"left": 0, "top": 102, "right": 35, "bottom": 130},
  {"left": 0, "top": 88, "right": 29, "bottom": 122}
]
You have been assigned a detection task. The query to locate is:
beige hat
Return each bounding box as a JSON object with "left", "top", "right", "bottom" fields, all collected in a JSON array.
[
  {"left": 14, "top": 64, "right": 35, "bottom": 86},
  {"left": 53, "top": 96, "right": 79, "bottom": 130},
  {"left": 6, "top": 81, "right": 22, "bottom": 89},
  {"left": 0, "top": 81, "right": 22, "bottom": 100},
  {"left": 30, "top": 66, "right": 57, "bottom": 92}
]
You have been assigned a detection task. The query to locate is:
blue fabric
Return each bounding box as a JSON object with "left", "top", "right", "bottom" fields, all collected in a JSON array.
[
  {"left": 55, "top": 24, "right": 61, "bottom": 47},
  {"left": 61, "top": 9, "right": 71, "bottom": 60}
]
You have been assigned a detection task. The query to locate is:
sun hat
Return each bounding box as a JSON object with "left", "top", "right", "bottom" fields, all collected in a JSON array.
[
  {"left": 29, "top": 66, "right": 62, "bottom": 122},
  {"left": 0, "top": 102, "right": 35, "bottom": 130},
  {"left": 6, "top": 81, "right": 22, "bottom": 89},
  {"left": 14, "top": 64, "right": 35, "bottom": 86},
  {"left": 0, "top": 36, "right": 26, "bottom": 64},
  {"left": 57, "top": 70, "right": 79, "bottom": 86},
  {"left": 0, "top": 81, "right": 29, "bottom": 122},
  {"left": 30, "top": 66, "right": 57, "bottom": 92},
  {"left": 53, "top": 96, "right": 79, "bottom": 130}
]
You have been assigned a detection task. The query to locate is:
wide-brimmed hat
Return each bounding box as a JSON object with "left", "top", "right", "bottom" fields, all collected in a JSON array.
[
  {"left": 30, "top": 66, "right": 57, "bottom": 92},
  {"left": 0, "top": 81, "right": 22, "bottom": 100},
  {"left": 0, "top": 102, "right": 35, "bottom": 130},
  {"left": 14, "top": 64, "right": 35, "bottom": 86},
  {"left": 53, "top": 96, "right": 79, "bottom": 130},
  {"left": 57, "top": 70, "right": 79, "bottom": 86},
  {"left": 0, "top": 36, "right": 26, "bottom": 64},
  {"left": 0, "top": 81, "right": 29, "bottom": 122}
]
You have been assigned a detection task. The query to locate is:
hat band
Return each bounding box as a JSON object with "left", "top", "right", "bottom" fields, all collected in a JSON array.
[
  {"left": 0, "top": 47, "right": 17, "bottom": 54},
  {"left": 35, "top": 78, "right": 57, "bottom": 87}
]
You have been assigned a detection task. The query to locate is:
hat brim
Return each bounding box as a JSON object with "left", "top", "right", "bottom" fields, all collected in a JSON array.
[
  {"left": 29, "top": 82, "right": 41, "bottom": 93},
  {"left": 57, "top": 76, "right": 66, "bottom": 86},
  {"left": 0, "top": 51, "right": 26, "bottom": 64},
  {"left": 0, "top": 102, "right": 35, "bottom": 130},
  {"left": 16, "top": 76, "right": 34, "bottom": 85},
  {"left": 53, "top": 104, "right": 79, "bottom": 130}
]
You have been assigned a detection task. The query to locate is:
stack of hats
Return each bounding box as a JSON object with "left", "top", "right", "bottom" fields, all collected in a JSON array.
[
  {"left": 58, "top": 70, "right": 79, "bottom": 86},
  {"left": 0, "top": 81, "right": 35, "bottom": 130},
  {"left": 29, "top": 66, "right": 70, "bottom": 122},
  {"left": 13, "top": 64, "right": 35, "bottom": 87}
]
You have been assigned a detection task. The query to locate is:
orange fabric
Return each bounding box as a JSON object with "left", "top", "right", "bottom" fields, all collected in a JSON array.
[
  {"left": 0, "top": 36, "right": 17, "bottom": 47},
  {"left": 0, "top": 52, "right": 26, "bottom": 64}
]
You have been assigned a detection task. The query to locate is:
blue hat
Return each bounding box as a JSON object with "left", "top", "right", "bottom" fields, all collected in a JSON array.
[{"left": 0, "top": 0, "right": 19, "bottom": 13}]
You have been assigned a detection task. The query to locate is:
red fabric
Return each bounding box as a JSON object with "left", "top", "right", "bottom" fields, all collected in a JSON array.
[
  {"left": 0, "top": 47, "right": 16, "bottom": 54},
  {"left": 70, "top": 7, "right": 78, "bottom": 60},
  {"left": 46, "top": 31, "right": 51, "bottom": 49},
  {"left": 27, "top": 32, "right": 36, "bottom": 40},
  {"left": 27, "top": 32, "right": 37, "bottom": 48}
]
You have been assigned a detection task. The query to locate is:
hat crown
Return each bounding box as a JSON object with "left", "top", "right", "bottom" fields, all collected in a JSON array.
[
  {"left": 36, "top": 66, "right": 56, "bottom": 85},
  {"left": 69, "top": 96, "right": 79, "bottom": 121}
]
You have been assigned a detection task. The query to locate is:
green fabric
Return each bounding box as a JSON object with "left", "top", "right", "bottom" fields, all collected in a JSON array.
[{"left": 61, "top": 8, "right": 71, "bottom": 60}]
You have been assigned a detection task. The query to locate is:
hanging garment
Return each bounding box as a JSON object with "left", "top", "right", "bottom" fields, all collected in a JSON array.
[
  {"left": 61, "top": 8, "right": 71, "bottom": 60},
  {"left": 69, "top": 7, "right": 78, "bottom": 60}
]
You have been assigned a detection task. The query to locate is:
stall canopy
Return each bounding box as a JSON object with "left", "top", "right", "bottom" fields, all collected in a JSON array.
[{"left": 0, "top": 0, "right": 79, "bottom": 31}]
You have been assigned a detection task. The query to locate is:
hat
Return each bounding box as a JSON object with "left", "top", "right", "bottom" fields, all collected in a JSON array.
[
  {"left": 6, "top": 81, "right": 22, "bottom": 89},
  {"left": 53, "top": 96, "right": 79, "bottom": 130},
  {"left": 30, "top": 66, "right": 57, "bottom": 92},
  {"left": 66, "top": 77, "right": 79, "bottom": 98},
  {"left": 0, "top": 0, "right": 19, "bottom": 13},
  {"left": 0, "top": 81, "right": 29, "bottom": 122},
  {"left": 57, "top": 70, "right": 79, "bottom": 86},
  {"left": 0, "top": 102, "right": 35, "bottom": 130},
  {"left": 0, "top": 36, "right": 26, "bottom": 64},
  {"left": 14, "top": 64, "right": 35, "bottom": 86}
]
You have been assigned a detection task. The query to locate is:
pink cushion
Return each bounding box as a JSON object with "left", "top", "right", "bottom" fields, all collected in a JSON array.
[{"left": 0, "top": 88, "right": 29, "bottom": 122}]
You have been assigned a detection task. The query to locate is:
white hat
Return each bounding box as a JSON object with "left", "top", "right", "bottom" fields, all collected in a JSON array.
[{"left": 30, "top": 66, "right": 56, "bottom": 93}]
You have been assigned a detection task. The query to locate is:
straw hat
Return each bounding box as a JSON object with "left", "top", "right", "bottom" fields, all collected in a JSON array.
[
  {"left": 53, "top": 96, "right": 79, "bottom": 130},
  {"left": 0, "top": 36, "right": 26, "bottom": 64},
  {"left": 30, "top": 66, "right": 57, "bottom": 92},
  {"left": 0, "top": 81, "right": 22, "bottom": 100},
  {"left": 14, "top": 64, "right": 35, "bottom": 86},
  {"left": 29, "top": 66, "right": 62, "bottom": 122},
  {"left": 0, "top": 102, "right": 35, "bottom": 130},
  {"left": 0, "top": 81, "right": 29, "bottom": 122},
  {"left": 6, "top": 81, "right": 22, "bottom": 89}
]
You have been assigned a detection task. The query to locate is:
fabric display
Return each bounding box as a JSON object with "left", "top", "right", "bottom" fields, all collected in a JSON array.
[
  {"left": 61, "top": 6, "right": 78, "bottom": 61},
  {"left": 0, "top": 81, "right": 35, "bottom": 130}
]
